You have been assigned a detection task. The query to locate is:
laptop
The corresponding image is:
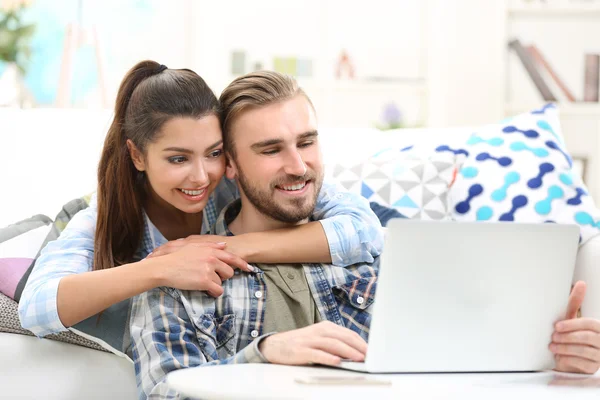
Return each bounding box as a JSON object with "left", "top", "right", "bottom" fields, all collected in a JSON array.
[{"left": 339, "top": 219, "right": 580, "bottom": 373}]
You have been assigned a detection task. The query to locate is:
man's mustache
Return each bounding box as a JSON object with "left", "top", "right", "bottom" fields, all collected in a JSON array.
[{"left": 272, "top": 173, "right": 317, "bottom": 187}]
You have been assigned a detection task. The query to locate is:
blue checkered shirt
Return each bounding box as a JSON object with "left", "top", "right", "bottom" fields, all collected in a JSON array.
[
  {"left": 19, "top": 178, "right": 383, "bottom": 340},
  {"left": 129, "top": 199, "right": 380, "bottom": 399}
]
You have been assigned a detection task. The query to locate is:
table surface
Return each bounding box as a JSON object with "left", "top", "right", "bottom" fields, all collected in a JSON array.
[{"left": 167, "top": 363, "right": 600, "bottom": 400}]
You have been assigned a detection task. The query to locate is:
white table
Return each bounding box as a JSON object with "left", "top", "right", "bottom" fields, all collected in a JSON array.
[{"left": 167, "top": 364, "right": 600, "bottom": 400}]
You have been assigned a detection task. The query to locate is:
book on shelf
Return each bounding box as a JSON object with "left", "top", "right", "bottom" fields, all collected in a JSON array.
[
  {"left": 584, "top": 54, "right": 599, "bottom": 102},
  {"left": 508, "top": 39, "right": 557, "bottom": 102},
  {"left": 526, "top": 45, "right": 576, "bottom": 102}
]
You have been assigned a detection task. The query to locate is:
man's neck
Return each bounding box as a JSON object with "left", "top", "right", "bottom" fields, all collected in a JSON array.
[{"left": 228, "top": 195, "right": 307, "bottom": 236}]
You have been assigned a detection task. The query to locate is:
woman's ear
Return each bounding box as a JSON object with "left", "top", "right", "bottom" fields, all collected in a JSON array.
[
  {"left": 225, "top": 153, "right": 238, "bottom": 180},
  {"left": 126, "top": 139, "right": 146, "bottom": 171}
]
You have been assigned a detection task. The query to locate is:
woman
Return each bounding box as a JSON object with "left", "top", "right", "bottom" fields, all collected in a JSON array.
[{"left": 18, "top": 60, "right": 383, "bottom": 352}]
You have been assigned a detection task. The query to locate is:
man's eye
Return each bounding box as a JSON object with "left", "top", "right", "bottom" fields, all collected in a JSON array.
[
  {"left": 298, "top": 141, "right": 314, "bottom": 148},
  {"left": 168, "top": 156, "right": 187, "bottom": 164},
  {"left": 208, "top": 149, "right": 223, "bottom": 158},
  {"left": 262, "top": 149, "right": 279, "bottom": 155}
]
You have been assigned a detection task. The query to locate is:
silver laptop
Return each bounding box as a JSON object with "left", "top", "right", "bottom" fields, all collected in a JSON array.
[{"left": 339, "top": 219, "right": 580, "bottom": 373}]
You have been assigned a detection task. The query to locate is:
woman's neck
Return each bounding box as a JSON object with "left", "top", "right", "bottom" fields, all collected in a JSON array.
[{"left": 144, "top": 190, "right": 203, "bottom": 241}]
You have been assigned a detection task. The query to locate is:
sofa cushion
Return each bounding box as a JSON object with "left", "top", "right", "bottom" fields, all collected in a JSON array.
[
  {"left": 0, "top": 292, "right": 108, "bottom": 352},
  {"left": 0, "top": 215, "right": 53, "bottom": 300},
  {"left": 0, "top": 196, "right": 91, "bottom": 302},
  {"left": 331, "top": 150, "right": 462, "bottom": 220},
  {"left": 449, "top": 104, "right": 600, "bottom": 245}
]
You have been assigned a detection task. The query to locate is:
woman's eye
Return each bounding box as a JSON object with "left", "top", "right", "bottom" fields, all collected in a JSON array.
[
  {"left": 168, "top": 156, "right": 187, "bottom": 164},
  {"left": 208, "top": 149, "right": 223, "bottom": 158}
]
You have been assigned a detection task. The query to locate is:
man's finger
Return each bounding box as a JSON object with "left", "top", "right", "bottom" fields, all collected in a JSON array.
[
  {"left": 304, "top": 348, "right": 342, "bottom": 367},
  {"left": 311, "top": 337, "right": 365, "bottom": 362},
  {"left": 553, "top": 330, "right": 600, "bottom": 349},
  {"left": 566, "top": 281, "right": 586, "bottom": 320},
  {"left": 550, "top": 343, "right": 600, "bottom": 363},
  {"left": 320, "top": 324, "right": 368, "bottom": 355},
  {"left": 556, "top": 318, "right": 600, "bottom": 334},
  {"left": 555, "top": 355, "right": 600, "bottom": 375}
]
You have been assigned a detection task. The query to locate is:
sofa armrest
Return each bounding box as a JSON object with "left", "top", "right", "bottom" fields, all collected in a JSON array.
[
  {"left": 574, "top": 234, "right": 600, "bottom": 319},
  {"left": 0, "top": 332, "right": 136, "bottom": 400}
]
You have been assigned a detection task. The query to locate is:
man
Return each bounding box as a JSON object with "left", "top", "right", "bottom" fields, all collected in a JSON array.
[{"left": 129, "top": 71, "right": 379, "bottom": 399}]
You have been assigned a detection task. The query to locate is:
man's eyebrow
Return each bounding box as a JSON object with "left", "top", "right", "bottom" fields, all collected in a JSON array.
[
  {"left": 162, "top": 140, "right": 223, "bottom": 153},
  {"left": 250, "top": 131, "right": 319, "bottom": 151}
]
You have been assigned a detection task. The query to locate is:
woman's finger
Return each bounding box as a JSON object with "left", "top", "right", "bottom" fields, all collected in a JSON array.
[
  {"left": 204, "top": 281, "right": 225, "bottom": 298},
  {"left": 212, "top": 259, "right": 236, "bottom": 281},
  {"left": 212, "top": 249, "right": 253, "bottom": 272},
  {"left": 550, "top": 343, "right": 600, "bottom": 363}
]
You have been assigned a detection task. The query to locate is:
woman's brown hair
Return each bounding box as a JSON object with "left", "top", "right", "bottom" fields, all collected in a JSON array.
[{"left": 94, "top": 60, "right": 218, "bottom": 271}]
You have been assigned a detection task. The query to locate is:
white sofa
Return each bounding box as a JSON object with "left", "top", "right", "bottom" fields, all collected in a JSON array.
[{"left": 1, "top": 108, "right": 599, "bottom": 399}]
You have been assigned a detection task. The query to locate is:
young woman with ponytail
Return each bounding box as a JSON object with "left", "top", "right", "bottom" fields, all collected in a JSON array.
[{"left": 18, "top": 60, "right": 383, "bottom": 352}]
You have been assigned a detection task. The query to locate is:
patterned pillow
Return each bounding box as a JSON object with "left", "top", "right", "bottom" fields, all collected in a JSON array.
[
  {"left": 449, "top": 103, "right": 600, "bottom": 245},
  {"left": 0, "top": 196, "right": 91, "bottom": 302},
  {"left": 331, "top": 150, "right": 462, "bottom": 220}
]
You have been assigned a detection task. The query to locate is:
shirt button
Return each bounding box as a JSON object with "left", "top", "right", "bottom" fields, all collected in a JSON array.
[
  {"left": 254, "top": 291, "right": 263, "bottom": 299},
  {"left": 336, "top": 193, "right": 344, "bottom": 199},
  {"left": 287, "top": 273, "right": 295, "bottom": 280},
  {"left": 356, "top": 296, "right": 365, "bottom": 305},
  {"left": 251, "top": 330, "right": 259, "bottom": 338},
  {"left": 234, "top": 270, "right": 240, "bottom": 275}
]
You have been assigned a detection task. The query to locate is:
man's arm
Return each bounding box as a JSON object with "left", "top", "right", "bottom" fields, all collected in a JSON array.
[{"left": 130, "top": 288, "right": 269, "bottom": 400}]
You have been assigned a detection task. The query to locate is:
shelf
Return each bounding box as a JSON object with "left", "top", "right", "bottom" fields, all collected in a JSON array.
[
  {"left": 505, "top": 102, "right": 600, "bottom": 117},
  {"left": 508, "top": 4, "right": 600, "bottom": 16}
]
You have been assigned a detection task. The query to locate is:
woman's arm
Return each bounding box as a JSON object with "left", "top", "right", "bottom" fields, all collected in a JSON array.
[
  {"left": 207, "top": 178, "right": 384, "bottom": 267},
  {"left": 19, "top": 205, "right": 248, "bottom": 335}
]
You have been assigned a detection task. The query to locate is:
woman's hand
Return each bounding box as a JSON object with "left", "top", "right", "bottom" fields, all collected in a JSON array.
[
  {"left": 149, "top": 242, "right": 253, "bottom": 297},
  {"left": 551, "top": 281, "right": 600, "bottom": 374},
  {"left": 148, "top": 235, "right": 251, "bottom": 260}
]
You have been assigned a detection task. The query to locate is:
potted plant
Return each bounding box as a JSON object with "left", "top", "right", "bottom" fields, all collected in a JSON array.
[{"left": 0, "top": 0, "right": 35, "bottom": 107}]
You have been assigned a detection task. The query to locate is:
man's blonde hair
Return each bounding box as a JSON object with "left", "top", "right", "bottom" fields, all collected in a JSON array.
[{"left": 219, "top": 71, "right": 314, "bottom": 156}]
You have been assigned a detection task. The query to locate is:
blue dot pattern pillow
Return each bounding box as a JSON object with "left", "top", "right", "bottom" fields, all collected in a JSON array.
[{"left": 449, "top": 103, "right": 600, "bottom": 245}]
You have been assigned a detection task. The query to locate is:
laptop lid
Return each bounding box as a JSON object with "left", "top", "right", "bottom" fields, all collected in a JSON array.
[{"left": 365, "top": 219, "right": 580, "bottom": 373}]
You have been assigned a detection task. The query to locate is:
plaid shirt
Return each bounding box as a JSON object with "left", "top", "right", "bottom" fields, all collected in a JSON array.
[
  {"left": 130, "top": 200, "right": 379, "bottom": 400},
  {"left": 19, "top": 178, "right": 383, "bottom": 339}
]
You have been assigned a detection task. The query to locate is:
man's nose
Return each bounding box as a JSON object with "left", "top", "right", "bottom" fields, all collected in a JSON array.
[{"left": 284, "top": 150, "right": 307, "bottom": 177}]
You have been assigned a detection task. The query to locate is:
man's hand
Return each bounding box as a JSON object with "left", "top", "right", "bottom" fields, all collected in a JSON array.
[
  {"left": 258, "top": 321, "right": 367, "bottom": 367},
  {"left": 551, "top": 281, "right": 600, "bottom": 374}
]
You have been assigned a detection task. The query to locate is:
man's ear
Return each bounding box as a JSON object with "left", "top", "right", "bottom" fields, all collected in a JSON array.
[
  {"left": 225, "top": 152, "right": 238, "bottom": 180},
  {"left": 126, "top": 139, "right": 146, "bottom": 171}
]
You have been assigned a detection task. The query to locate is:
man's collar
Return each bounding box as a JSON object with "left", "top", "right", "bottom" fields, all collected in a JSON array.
[{"left": 211, "top": 199, "right": 242, "bottom": 236}]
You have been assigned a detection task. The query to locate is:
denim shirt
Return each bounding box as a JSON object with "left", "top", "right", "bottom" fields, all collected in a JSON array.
[{"left": 129, "top": 199, "right": 380, "bottom": 399}]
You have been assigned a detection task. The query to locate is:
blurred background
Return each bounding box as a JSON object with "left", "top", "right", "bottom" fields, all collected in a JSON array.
[
  {"left": 1, "top": 0, "right": 600, "bottom": 224},
  {"left": 2, "top": 0, "right": 599, "bottom": 128}
]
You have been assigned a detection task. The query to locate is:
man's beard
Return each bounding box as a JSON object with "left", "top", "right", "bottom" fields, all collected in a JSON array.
[{"left": 236, "top": 167, "right": 323, "bottom": 224}]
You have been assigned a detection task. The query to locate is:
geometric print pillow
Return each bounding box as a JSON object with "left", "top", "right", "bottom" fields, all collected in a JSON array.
[
  {"left": 331, "top": 149, "right": 462, "bottom": 220},
  {"left": 449, "top": 103, "right": 600, "bottom": 245}
]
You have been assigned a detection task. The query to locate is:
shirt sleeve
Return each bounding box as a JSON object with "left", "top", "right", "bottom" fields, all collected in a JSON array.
[
  {"left": 312, "top": 179, "right": 384, "bottom": 266},
  {"left": 18, "top": 205, "right": 98, "bottom": 337},
  {"left": 130, "top": 288, "right": 270, "bottom": 400}
]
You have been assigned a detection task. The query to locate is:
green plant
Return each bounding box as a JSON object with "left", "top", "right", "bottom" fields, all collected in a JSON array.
[{"left": 0, "top": 2, "right": 35, "bottom": 74}]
